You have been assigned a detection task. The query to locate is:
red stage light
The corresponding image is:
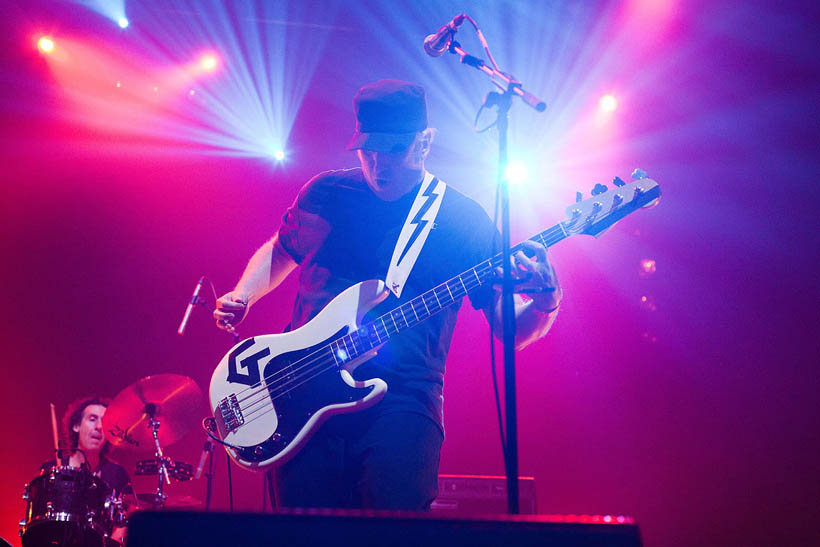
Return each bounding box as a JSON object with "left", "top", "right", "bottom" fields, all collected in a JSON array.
[{"left": 37, "top": 36, "right": 55, "bottom": 53}]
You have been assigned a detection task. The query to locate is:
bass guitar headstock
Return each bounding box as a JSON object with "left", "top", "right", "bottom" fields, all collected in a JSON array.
[{"left": 562, "top": 169, "right": 661, "bottom": 238}]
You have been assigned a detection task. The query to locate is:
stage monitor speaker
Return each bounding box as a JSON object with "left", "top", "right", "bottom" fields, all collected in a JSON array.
[
  {"left": 432, "top": 474, "right": 537, "bottom": 515},
  {"left": 128, "top": 510, "right": 642, "bottom": 547}
]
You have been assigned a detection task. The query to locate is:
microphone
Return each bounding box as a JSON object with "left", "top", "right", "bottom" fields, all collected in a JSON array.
[
  {"left": 423, "top": 14, "right": 466, "bottom": 57},
  {"left": 177, "top": 276, "right": 205, "bottom": 336},
  {"left": 194, "top": 438, "right": 214, "bottom": 480}
]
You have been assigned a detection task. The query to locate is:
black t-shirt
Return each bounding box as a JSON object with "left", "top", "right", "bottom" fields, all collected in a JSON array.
[{"left": 277, "top": 168, "right": 499, "bottom": 431}]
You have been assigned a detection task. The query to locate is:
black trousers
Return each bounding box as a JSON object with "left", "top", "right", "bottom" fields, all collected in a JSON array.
[{"left": 269, "top": 410, "right": 443, "bottom": 510}]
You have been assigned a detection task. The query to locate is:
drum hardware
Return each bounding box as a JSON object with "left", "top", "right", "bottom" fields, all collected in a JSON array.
[
  {"left": 135, "top": 457, "right": 194, "bottom": 481},
  {"left": 104, "top": 374, "right": 205, "bottom": 509}
]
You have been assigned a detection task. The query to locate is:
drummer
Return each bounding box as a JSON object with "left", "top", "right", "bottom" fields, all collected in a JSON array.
[
  {"left": 44, "top": 397, "right": 132, "bottom": 542},
  {"left": 56, "top": 397, "right": 132, "bottom": 492}
]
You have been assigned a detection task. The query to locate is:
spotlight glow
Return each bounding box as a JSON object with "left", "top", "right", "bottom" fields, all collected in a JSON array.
[
  {"left": 37, "top": 36, "right": 55, "bottom": 53},
  {"left": 272, "top": 149, "right": 285, "bottom": 161},
  {"left": 200, "top": 54, "right": 219, "bottom": 72},
  {"left": 118, "top": 17, "right": 129, "bottom": 29},
  {"left": 599, "top": 94, "right": 618, "bottom": 113},
  {"left": 504, "top": 161, "right": 530, "bottom": 185},
  {"left": 639, "top": 258, "right": 657, "bottom": 276}
]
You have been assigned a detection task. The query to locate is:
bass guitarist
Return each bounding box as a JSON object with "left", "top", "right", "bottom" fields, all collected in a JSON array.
[{"left": 214, "top": 79, "right": 561, "bottom": 510}]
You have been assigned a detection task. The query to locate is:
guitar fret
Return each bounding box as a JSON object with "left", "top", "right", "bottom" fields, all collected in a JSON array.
[
  {"left": 375, "top": 321, "right": 386, "bottom": 341},
  {"left": 334, "top": 339, "right": 346, "bottom": 361},
  {"left": 332, "top": 221, "right": 578, "bottom": 358},
  {"left": 353, "top": 331, "right": 366, "bottom": 353}
]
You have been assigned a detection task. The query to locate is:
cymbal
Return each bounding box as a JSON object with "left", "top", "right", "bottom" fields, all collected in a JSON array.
[
  {"left": 104, "top": 374, "right": 204, "bottom": 451},
  {"left": 134, "top": 493, "right": 202, "bottom": 509}
]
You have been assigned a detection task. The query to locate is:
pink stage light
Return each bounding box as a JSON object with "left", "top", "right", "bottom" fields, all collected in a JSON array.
[
  {"left": 639, "top": 258, "right": 657, "bottom": 276},
  {"left": 37, "top": 36, "right": 55, "bottom": 53},
  {"left": 599, "top": 94, "right": 618, "bottom": 113},
  {"left": 200, "top": 54, "right": 219, "bottom": 72}
]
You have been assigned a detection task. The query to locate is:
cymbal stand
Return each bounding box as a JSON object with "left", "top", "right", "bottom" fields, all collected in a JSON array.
[{"left": 146, "top": 404, "right": 171, "bottom": 507}]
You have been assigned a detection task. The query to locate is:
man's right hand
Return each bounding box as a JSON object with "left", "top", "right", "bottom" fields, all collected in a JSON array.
[{"left": 214, "top": 292, "right": 249, "bottom": 331}]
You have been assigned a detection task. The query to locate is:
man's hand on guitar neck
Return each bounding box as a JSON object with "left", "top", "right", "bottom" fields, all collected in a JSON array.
[
  {"left": 506, "top": 239, "right": 562, "bottom": 312},
  {"left": 485, "top": 239, "right": 562, "bottom": 349}
]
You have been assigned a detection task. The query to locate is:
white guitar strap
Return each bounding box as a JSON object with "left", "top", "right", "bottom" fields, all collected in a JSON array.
[{"left": 385, "top": 171, "right": 447, "bottom": 298}]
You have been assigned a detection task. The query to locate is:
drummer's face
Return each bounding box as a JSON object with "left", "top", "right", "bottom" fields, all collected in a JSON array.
[{"left": 74, "top": 404, "right": 106, "bottom": 453}]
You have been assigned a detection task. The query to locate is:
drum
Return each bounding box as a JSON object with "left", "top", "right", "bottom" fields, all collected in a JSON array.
[{"left": 20, "top": 466, "right": 118, "bottom": 547}]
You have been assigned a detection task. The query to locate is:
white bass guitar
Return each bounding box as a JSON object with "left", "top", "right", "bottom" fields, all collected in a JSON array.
[{"left": 208, "top": 172, "right": 661, "bottom": 471}]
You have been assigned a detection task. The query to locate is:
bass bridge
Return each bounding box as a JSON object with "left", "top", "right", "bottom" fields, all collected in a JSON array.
[{"left": 218, "top": 394, "right": 244, "bottom": 432}]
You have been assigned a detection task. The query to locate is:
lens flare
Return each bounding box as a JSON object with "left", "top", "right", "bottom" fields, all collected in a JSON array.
[
  {"left": 118, "top": 17, "right": 129, "bottom": 29},
  {"left": 599, "top": 94, "right": 618, "bottom": 113},
  {"left": 37, "top": 36, "right": 55, "bottom": 53},
  {"left": 504, "top": 161, "right": 530, "bottom": 185},
  {"left": 200, "top": 54, "right": 219, "bottom": 72}
]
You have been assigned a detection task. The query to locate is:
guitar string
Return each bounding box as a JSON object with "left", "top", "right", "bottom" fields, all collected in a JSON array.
[
  {"left": 235, "top": 258, "right": 500, "bottom": 423},
  {"left": 230, "top": 226, "right": 564, "bottom": 422},
  {"left": 227, "top": 224, "right": 565, "bottom": 406},
  {"left": 233, "top": 226, "right": 566, "bottom": 426},
  {"left": 229, "top": 251, "right": 500, "bottom": 408},
  {"left": 232, "top": 225, "right": 565, "bottom": 424},
  {"left": 218, "top": 188, "right": 656, "bottom": 440},
  {"left": 238, "top": 182, "right": 648, "bottom": 408},
  {"left": 236, "top": 265, "right": 492, "bottom": 422}
]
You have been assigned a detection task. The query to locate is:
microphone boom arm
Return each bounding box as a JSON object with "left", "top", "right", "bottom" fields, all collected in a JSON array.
[{"left": 449, "top": 41, "right": 546, "bottom": 112}]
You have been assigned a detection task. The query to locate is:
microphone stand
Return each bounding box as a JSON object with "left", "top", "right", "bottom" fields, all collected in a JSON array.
[{"left": 446, "top": 39, "right": 546, "bottom": 515}]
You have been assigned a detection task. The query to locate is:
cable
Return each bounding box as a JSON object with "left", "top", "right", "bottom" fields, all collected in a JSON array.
[{"left": 226, "top": 451, "right": 234, "bottom": 512}]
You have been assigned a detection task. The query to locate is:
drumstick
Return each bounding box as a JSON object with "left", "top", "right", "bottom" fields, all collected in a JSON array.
[{"left": 50, "top": 403, "right": 60, "bottom": 452}]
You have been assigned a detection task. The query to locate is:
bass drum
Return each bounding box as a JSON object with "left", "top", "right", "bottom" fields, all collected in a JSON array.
[{"left": 20, "top": 466, "right": 114, "bottom": 547}]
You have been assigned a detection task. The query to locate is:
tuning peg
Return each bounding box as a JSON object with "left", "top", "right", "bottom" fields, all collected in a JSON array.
[
  {"left": 576, "top": 191, "right": 583, "bottom": 203},
  {"left": 591, "top": 183, "right": 608, "bottom": 196},
  {"left": 631, "top": 168, "right": 648, "bottom": 180},
  {"left": 612, "top": 176, "right": 626, "bottom": 187}
]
